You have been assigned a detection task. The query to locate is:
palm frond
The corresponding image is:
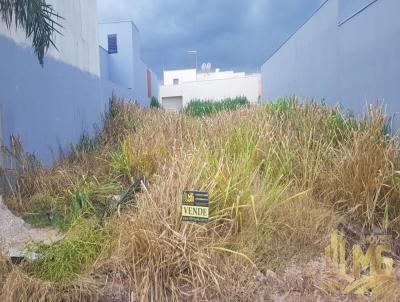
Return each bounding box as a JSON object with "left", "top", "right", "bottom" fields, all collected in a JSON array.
[{"left": 0, "top": 0, "right": 63, "bottom": 66}]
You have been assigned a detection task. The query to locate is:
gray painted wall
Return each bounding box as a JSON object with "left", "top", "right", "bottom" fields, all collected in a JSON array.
[
  {"left": 99, "top": 46, "right": 110, "bottom": 80},
  {"left": 0, "top": 0, "right": 150, "bottom": 168},
  {"left": 261, "top": 0, "right": 400, "bottom": 127},
  {"left": 0, "top": 0, "right": 101, "bottom": 76},
  {"left": 338, "top": 0, "right": 377, "bottom": 24},
  {"left": 151, "top": 71, "right": 159, "bottom": 100},
  {"left": 0, "top": 35, "right": 137, "bottom": 166}
]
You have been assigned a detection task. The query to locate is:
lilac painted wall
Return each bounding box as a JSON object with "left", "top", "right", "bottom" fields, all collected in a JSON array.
[{"left": 262, "top": 0, "right": 400, "bottom": 128}]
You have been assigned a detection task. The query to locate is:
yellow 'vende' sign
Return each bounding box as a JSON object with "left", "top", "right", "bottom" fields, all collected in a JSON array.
[
  {"left": 182, "top": 205, "right": 209, "bottom": 219},
  {"left": 182, "top": 191, "right": 209, "bottom": 223}
]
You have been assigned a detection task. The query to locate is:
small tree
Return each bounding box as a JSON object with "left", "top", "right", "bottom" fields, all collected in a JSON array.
[
  {"left": 0, "top": 0, "right": 63, "bottom": 65},
  {"left": 150, "top": 96, "right": 161, "bottom": 108}
]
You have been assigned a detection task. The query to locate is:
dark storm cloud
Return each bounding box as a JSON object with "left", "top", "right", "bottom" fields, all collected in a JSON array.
[{"left": 98, "top": 0, "right": 326, "bottom": 78}]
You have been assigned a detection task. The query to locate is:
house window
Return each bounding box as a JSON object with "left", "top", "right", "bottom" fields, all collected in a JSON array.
[
  {"left": 108, "top": 34, "right": 118, "bottom": 54},
  {"left": 173, "top": 78, "right": 179, "bottom": 85}
]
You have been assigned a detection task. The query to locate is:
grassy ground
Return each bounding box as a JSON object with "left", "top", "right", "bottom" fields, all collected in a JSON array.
[
  {"left": 1, "top": 97, "right": 400, "bottom": 301},
  {"left": 184, "top": 96, "right": 249, "bottom": 116}
]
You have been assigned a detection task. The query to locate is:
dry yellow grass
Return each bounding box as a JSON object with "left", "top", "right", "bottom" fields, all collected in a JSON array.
[{"left": 1, "top": 98, "right": 400, "bottom": 301}]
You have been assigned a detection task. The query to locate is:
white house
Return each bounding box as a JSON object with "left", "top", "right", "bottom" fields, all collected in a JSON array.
[
  {"left": 98, "top": 21, "right": 158, "bottom": 104},
  {"left": 159, "top": 68, "right": 261, "bottom": 112}
]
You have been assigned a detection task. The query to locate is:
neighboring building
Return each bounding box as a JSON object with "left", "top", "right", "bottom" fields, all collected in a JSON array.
[
  {"left": 159, "top": 68, "right": 261, "bottom": 112},
  {"left": 261, "top": 0, "right": 400, "bottom": 126},
  {"left": 0, "top": 1, "right": 156, "bottom": 166},
  {"left": 98, "top": 21, "right": 158, "bottom": 104}
]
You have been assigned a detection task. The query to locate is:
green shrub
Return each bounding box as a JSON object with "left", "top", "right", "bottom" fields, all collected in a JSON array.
[
  {"left": 24, "top": 180, "right": 121, "bottom": 231},
  {"left": 61, "top": 181, "right": 121, "bottom": 228},
  {"left": 109, "top": 137, "right": 135, "bottom": 180},
  {"left": 326, "top": 110, "right": 358, "bottom": 143},
  {"left": 102, "top": 95, "right": 143, "bottom": 143},
  {"left": 150, "top": 96, "right": 161, "bottom": 108},
  {"left": 184, "top": 96, "right": 249, "bottom": 117},
  {"left": 264, "top": 96, "right": 298, "bottom": 118},
  {"left": 22, "top": 194, "right": 57, "bottom": 227}
]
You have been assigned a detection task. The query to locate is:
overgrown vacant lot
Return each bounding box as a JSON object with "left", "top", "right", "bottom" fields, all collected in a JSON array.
[{"left": 1, "top": 98, "right": 400, "bottom": 301}]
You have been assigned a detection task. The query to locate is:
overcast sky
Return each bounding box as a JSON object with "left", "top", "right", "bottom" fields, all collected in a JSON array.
[{"left": 97, "top": 0, "right": 325, "bottom": 78}]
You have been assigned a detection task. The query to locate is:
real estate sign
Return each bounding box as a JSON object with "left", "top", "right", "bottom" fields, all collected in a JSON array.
[{"left": 182, "top": 191, "right": 209, "bottom": 223}]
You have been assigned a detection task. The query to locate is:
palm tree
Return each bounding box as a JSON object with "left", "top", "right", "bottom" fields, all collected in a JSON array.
[{"left": 0, "top": 0, "right": 62, "bottom": 66}]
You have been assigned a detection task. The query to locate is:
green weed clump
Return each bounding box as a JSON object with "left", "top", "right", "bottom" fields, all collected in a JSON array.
[
  {"left": 109, "top": 136, "right": 158, "bottom": 182},
  {"left": 264, "top": 96, "right": 298, "bottom": 119},
  {"left": 22, "top": 179, "right": 121, "bottom": 231},
  {"left": 184, "top": 96, "right": 249, "bottom": 117},
  {"left": 26, "top": 219, "right": 107, "bottom": 284}
]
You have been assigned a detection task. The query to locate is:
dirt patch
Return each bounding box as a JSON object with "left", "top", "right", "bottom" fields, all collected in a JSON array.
[{"left": 0, "top": 196, "right": 62, "bottom": 253}]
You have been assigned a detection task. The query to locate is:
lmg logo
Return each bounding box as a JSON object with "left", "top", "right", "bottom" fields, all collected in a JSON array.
[{"left": 325, "top": 230, "right": 395, "bottom": 295}]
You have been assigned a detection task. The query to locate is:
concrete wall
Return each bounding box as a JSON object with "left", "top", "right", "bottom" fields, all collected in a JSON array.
[
  {"left": 134, "top": 58, "right": 148, "bottom": 102},
  {"left": 99, "top": 46, "right": 110, "bottom": 80},
  {"left": 261, "top": 0, "right": 400, "bottom": 126},
  {"left": 0, "top": 36, "right": 137, "bottom": 166},
  {"left": 0, "top": 0, "right": 100, "bottom": 76},
  {"left": 261, "top": 0, "right": 338, "bottom": 103},
  {"left": 338, "top": 0, "right": 377, "bottom": 24},
  {"left": 131, "top": 28, "right": 157, "bottom": 102},
  {"left": 150, "top": 70, "right": 159, "bottom": 99},
  {"left": 0, "top": 0, "right": 137, "bottom": 166},
  {"left": 160, "top": 74, "right": 261, "bottom": 106}
]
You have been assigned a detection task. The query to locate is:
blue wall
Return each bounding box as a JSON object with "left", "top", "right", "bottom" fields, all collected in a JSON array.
[
  {"left": 338, "top": 0, "right": 377, "bottom": 24},
  {"left": 0, "top": 35, "right": 139, "bottom": 165},
  {"left": 261, "top": 0, "right": 400, "bottom": 128}
]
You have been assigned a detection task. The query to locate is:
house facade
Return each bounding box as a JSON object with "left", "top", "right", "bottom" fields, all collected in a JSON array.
[
  {"left": 261, "top": 0, "right": 400, "bottom": 127},
  {"left": 0, "top": 0, "right": 156, "bottom": 166},
  {"left": 98, "top": 21, "right": 158, "bottom": 104},
  {"left": 159, "top": 68, "right": 261, "bottom": 112}
]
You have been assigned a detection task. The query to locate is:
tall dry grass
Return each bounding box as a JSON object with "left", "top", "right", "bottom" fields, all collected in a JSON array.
[
  {"left": 320, "top": 109, "right": 400, "bottom": 229},
  {"left": 1, "top": 97, "right": 399, "bottom": 301}
]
